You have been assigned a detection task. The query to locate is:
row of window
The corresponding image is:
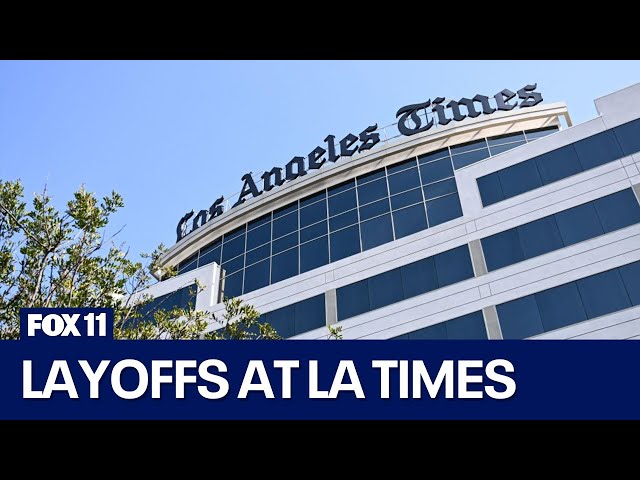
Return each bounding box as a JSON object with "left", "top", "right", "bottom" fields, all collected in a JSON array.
[
  {"left": 254, "top": 294, "right": 326, "bottom": 339},
  {"left": 336, "top": 245, "right": 474, "bottom": 321},
  {"left": 477, "top": 118, "right": 640, "bottom": 207},
  {"left": 135, "top": 284, "right": 196, "bottom": 324},
  {"left": 391, "top": 311, "right": 488, "bottom": 340},
  {"left": 481, "top": 188, "right": 640, "bottom": 271}
]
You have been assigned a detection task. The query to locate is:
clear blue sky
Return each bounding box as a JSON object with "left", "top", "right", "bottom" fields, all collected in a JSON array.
[{"left": 1, "top": 60, "right": 639, "bottom": 260}]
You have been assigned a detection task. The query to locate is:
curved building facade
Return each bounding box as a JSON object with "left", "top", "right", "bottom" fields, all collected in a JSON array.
[{"left": 145, "top": 82, "right": 640, "bottom": 340}]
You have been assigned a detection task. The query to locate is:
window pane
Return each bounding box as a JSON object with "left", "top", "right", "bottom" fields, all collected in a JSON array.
[
  {"left": 619, "top": 261, "right": 640, "bottom": 305},
  {"left": 300, "top": 190, "right": 326, "bottom": 208},
  {"left": 359, "top": 198, "right": 390, "bottom": 221},
  {"left": 246, "top": 243, "right": 270, "bottom": 266},
  {"left": 593, "top": 188, "right": 640, "bottom": 233},
  {"left": 357, "top": 167, "right": 386, "bottom": 185},
  {"left": 574, "top": 130, "right": 624, "bottom": 170},
  {"left": 452, "top": 148, "right": 490, "bottom": 169},
  {"left": 450, "top": 139, "right": 487, "bottom": 155},
  {"left": 477, "top": 172, "right": 505, "bottom": 207},
  {"left": 488, "top": 131, "right": 526, "bottom": 146},
  {"left": 426, "top": 193, "right": 463, "bottom": 227},
  {"left": 369, "top": 268, "right": 405, "bottom": 311},
  {"left": 535, "top": 145, "right": 582, "bottom": 185},
  {"left": 224, "top": 225, "right": 246, "bottom": 242},
  {"left": 328, "top": 189, "right": 357, "bottom": 216},
  {"left": 328, "top": 179, "right": 355, "bottom": 196},
  {"left": 498, "top": 160, "right": 543, "bottom": 200},
  {"left": 613, "top": 118, "right": 640, "bottom": 156},
  {"left": 357, "top": 177, "right": 388, "bottom": 205},
  {"left": 434, "top": 245, "right": 474, "bottom": 288},
  {"left": 518, "top": 215, "right": 564, "bottom": 259},
  {"left": 393, "top": 204, "right": 428, "bottom": 239},
  {"left": 481, "top": 228, "right": 524, "bottom": 271},
  {"left": 300, "top": 200, "right": 327, "bottom": 228},
  {"left": 525, "top": 126, "right": 559, "bottom": 141},
  {"left": 329, "top": 224, "right": 360, "bottom": 262},
  {"left": 221, "top": 271, "right": 243, "bottom": 300},
  {"left": 418, "top": 148, "right": 450, "bottom": 164},
  {"left": 497, "top": 295, "right": 544, "bottom": 339},
  {"left": 329, "top": 209, "right": 358, "bottom": 232},
  {"left": 577, "top": 269, "right": 631, "bottom": 319},
  {"left": 337, "top": 279, "right": 370, "bottom": 321},
  {"left": 272, "top": 231, "right": 297, "bottom": 254},
  {"left": 420, "top": 158, "right": 453, "bottom": 184},
  {"left": 360, "top": 214, "right": 394, "bottom": 251},
  {"left": 295, "top": 294, "right": 326, "bottom": 335},
  {"left": 489, "top": 141, "right": 525, "bottom": 155},
  {"left": 300, "top": 220, "right": 327, "bottom": 243},
  {"left": 273, "top": 202, "right": 297, "bottom": 219},
  {"left": 388, "top": 168, "right": 421, "bottom": 194},
  {"left": 263, "top": 305, "right": 296, "bottom": 339},
  {"left": 300, "top": 236, "right": 329, "bottom": 273},
  {"left": 248, "top": 213, "right": 271, "bottom": 230},
  {"left": 246, "top": 222, "right": 271, "bottom": 250},
  {"left": 222, "top": 234, "right": 245, "bottom": 262},
  {"left": 198, "top": 244, "right": 221, "bottom": 267},
  {"left": 390, "top": 188, "right": 423, "bottom": 210},
  {"left": 243, "top": 259, "right": 270, "bottom": 294},
  {"left": 535, "top": 282, "right": 587, "bottom": 332},
  {"left": 271, "top": 247, "right": 298, "bottom": 283},
  {"left": 423, "top": 178, "right": 457, "bottom": 200},
  {"left": 406, "top": 322, "right": 447, "bottom": 339},
  {"left": 178, "top": 256, "right": 198, "bottom": 275},
  {"left": 387, "top": 158, "right": 417, "bottom": 175},
  {"left": 272, "top": 211, "right": 298, "bottom": 239},
  {"left": 445, "top": 311, "right": 487, "bottom": 339},
  {"left": 221, "top": 254, "right": 244, "bottom": 275},
  {"left": 554, "top": 202, "right": 604, "bottom": 247},
  {"left": 400, "top": 256, "right": 439, "bottom": 299}
]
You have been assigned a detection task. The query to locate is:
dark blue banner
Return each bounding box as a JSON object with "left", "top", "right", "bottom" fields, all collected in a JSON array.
[{"left": 1, "top": 308, "right": 638, "bottom": 420}]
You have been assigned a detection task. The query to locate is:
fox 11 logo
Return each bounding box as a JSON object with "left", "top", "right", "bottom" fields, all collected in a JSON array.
[{"left": 20, "top": 308, "right": 114, "bottom": 342}]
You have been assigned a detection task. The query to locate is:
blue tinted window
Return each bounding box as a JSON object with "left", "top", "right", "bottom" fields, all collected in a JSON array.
[
  {"left": 272, "top": 212, "right": 298, "bottom": 239},
  {"left": 452, "top": 148, "right": 490, "bottom": 169},
  {"left": 328, "top": 179, "right": 355, "bottom": 196},
  {"left": 330, "top": 224, "right": 360, "bottom": 262},
  {"left": 221, "top": 271, "right": 243, "bottom": 300},
  {"left": 426, "top": 194, "right": 463, "bottom": 227},
  {"left": 337, "top": 279, "right": 370, "bottom": 321},
  {"left": 577, "top": 269, "right": 631, "bottom": 319},
  {"left": 359, "top": 198, "right": 390, "bottom": 221},
  {"left": 300, "top": 190, "right": 326, "bottom": 208},
  {"left": 221, "top": 254, "right": 244, "bottom": 275},
  {"left": 497, "top": 295, "right": 544, "bottom": 339},
  {"left": 402, "top": 322, "right": 447, "bottom": 340},
  {"left": 498, "top": 160, "right": 543, "bottom": 199},
  {"left": 328, "top": 189, "right": 357, "bottom": 216},
  {"left": 273, "top": 202, "right": 297, "bottom": 219},
  {"left": 423, "top": 178, "right": 457, "bottom": 200},
  {"left": 329, "top": 209, "right": 358, "bottom": 231},
  {"left": 388, "top": 168, "right": 421, "bottom": 194},
  {"left": 263, "top": 305, "right": 296, "bottom": 339},
  {"left": 390, "top": 188, "right": 423, "bottom": 210},
  {"left": 272, "top": 232, "right": 297, "bottom": 254},
  {"left": 434, "top": 245, "right": 474, "bottom": 287},
  {"left": 594, "top": 188, "right": 640, "bottom": 233},
  {"left": 525, "top": 126, "right": 558, "bottom": 141},
  {"left": 482, "top": 228, "right": 524, "bottom": 271},
  {"left": 243, "top": 259, "right": 270, "bottom": 294},
  {"left": 178, "top": 255, "right": 198, "bottom": 275},
  {"left": 222, "top": 234, "right": 245, "bottom": 262},
  {"left": 224, "top": 225, "right": 246, "bottom": 242},
  {"left": 488, "top": 131, "right": 525, "bottom": 146},
  {"left": 248, "top": 213, "right": 271, "bottom": 230},
  {"left": 360, "top": 214, "right": 394, "bottom": 251},
  {"left": 300, "top": 236, "right": 329, "bottom": 273},
  {"left": 477, "top": 172, "right": 504, "bottom": 207},
  {"left": 199, "top": 244, "right": 221, "bottom": 267},
  {"left": 401, "top": 257, "right": 439, "bottom": 299},
  {"left": 420, "top": 158, "right": 453, "bottom": 184},
  {"left": 387, "top": 158, "right": 417, "bottom": 175},
  {"left": 554, "top": 202, "right": 604, "bottom": 247},
  {"left": 445, "top": 311, "right": 488, "bottom": 339},
  {"left": 357, "top": 167, "right": 386, "bottom": 185},
  {"left": 300, "top": 200, "right": 327, "bottom": 227},
  {"left": 574, "top": 130, "right": 623, "bottom": 170},
  {"left": 369, "top": 268, "right": 404, "bottom": 311},
  {"left": 246, "top": 222, "right": 271, "bottom": 250},
  {"left": 619, "top": 261, "right": 640, "bottom": 305},
  {"left": 518, "top": 215, "right": 564, "bottom": 259},
  {"left": 489, "top": 141, "right": 525, "bottom": 155},
  {"left": 246, "top": 243, "right": 270, "bottom": 265},
  {"left": 535, "top": 145, "right": 582, "bottom": 185},
  {"left": 418, "top": 148, "right": 450, "bottom": 164},
  {"left": 535, "top": 282, "right": 587, "bottom": 332},
  {"left": 271, "top": 247, "right": 298, "bottom": 283},
  {"left": 357, "top": 177, "right": 388, "bottom": 205},
  {"left": 300, "top": 220, "right": 327, "bottom": 243},
  {"left": 295, "top": 294, "right": 326, "bottom": 335},
  {"left": 613, "top": 118, "right": 640, "bottom": 156},
  {"left": 393, "top": 204, "right": 428, "bottom": 239},
  {"left": 450, "top": 139, "right": 487, "bottom": 155}
]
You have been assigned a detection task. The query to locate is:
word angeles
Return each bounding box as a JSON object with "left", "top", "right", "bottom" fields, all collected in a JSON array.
[{"left": 176, "top": 84, "right": 543, "bottom": 242}]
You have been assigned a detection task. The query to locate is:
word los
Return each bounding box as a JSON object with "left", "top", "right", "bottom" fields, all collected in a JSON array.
[
  {"left": 175, "top": 83, "right": 543, "bottom": 243},
  {"left": 23, "top": 358, "right": 516, "bottom": 400},
  {"left": 27, "top": 313, "right": 107, "bottom": 337}
]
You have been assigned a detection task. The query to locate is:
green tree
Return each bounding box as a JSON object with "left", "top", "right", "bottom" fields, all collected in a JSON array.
[{"left": 0, "top": 179, "right": 280, "bottom": 340}]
